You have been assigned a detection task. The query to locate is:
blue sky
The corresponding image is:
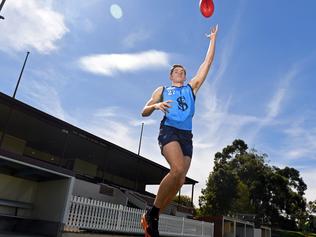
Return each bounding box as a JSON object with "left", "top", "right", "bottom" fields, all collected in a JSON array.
[{"left": 0, "top": 0, "right": 316, "bottom": 206}]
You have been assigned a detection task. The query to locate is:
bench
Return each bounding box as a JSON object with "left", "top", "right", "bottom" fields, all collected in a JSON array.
[{"left": 0, "top": 198, "right": 33, "bottom": 217}]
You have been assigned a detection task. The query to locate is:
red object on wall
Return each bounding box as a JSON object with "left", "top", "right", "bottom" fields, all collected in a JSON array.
[{"left": 199, "top": 0, "right": 215, "bottom": 18}]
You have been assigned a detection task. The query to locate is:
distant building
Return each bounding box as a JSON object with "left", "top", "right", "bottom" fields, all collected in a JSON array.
[{"left": 196, "top": 215, "right": 271, "bottom": 237}]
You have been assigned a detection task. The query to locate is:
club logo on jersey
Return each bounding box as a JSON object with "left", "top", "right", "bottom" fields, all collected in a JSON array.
[{"left": 177, "top": 96, "right": 188, "bottom": 111}]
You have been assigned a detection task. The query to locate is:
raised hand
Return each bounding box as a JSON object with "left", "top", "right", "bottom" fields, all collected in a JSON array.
[{"left": 205, "top": 24, "right": 219, "bottom": 40}]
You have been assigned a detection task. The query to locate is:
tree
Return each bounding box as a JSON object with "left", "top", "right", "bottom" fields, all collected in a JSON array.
[
  {"left": 173, "top": 195, "right": 193, "bottom": 207},
  {"left": 199, "top": 167, "right": 239, "bottom": 216},
  {"left": 307, "top": 200, "right": 316, "bottom": 215},
  {"left": 199, "top": 139, "right": 248, "bottom": 216},
  {"left": 198, "top": 139, "right": 307, "bottom": 230}
]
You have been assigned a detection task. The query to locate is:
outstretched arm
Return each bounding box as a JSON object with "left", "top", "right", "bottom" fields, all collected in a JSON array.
[
  {"left": 189, "top": 24, "right": 218, "bottom": 95},
  {"left": 141, "top": 86, "right": 172, "bottom": 117}
]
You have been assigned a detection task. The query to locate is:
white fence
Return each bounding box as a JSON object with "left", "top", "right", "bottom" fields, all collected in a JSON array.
[{"left": 66, "top": 195, "right": 213, "bottom": 237}]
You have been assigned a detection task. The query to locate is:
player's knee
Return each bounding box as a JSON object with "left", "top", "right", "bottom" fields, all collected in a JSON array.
[{"left": 170, "top": 167, "right": 187, "bottom": 185}]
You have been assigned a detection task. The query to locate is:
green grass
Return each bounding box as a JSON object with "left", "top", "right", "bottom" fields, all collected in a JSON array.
[{"left": 273, "top": 229, "right": 316, "bottom": 237}]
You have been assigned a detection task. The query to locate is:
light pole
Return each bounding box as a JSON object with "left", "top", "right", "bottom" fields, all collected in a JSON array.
[
  {"left": 0, "top": 0, "right": 7, "bottom": 20},
  {"left": 135, "top": 122, "right": 144, "bottom": 191},
  {"left": 0, "top": 51, "right": 30, "bottom": 148},
  {"left": 137, "top": 122, "right": 144, "bottom": 155},
  {"left": 13, "top": 51, "right": 30, "bottom": 98}
]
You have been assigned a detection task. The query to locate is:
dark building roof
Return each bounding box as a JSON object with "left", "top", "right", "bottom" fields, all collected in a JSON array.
[{"left": 0, "top": 92, "right": 198, "bottom": 187}]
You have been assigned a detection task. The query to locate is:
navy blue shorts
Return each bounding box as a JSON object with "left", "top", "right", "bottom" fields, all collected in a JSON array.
[{"left": 158, "top": 125, "right": 193, "bottom": 158}]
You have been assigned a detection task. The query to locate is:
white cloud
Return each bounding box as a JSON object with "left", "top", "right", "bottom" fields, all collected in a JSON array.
[
  {"left": 266, "top": 88, "right": 286, "bottom": 119},
  {"left": 22, "top": 78, "right": 66, "bottom": 121},
  {"left": 18, "top": 68, "right": 75, "bottom": 124},
  {"left": 129, "top": 119, "right": 157, "bottom": 127},
  {"left": 281, "top": 116, "right": 316, "bottom": 160},
  {"left": 122, "top": 30, "right": 151, "bottom": 48},
  {"left": 79, "top": 109, "right": 140, "bottom": 153},
  {"left": 0, "top": 0, "right": 68, "bottom": 54},
  {"left": 301, "top": 169, "right": 316, "bottom": 202},
  {"left": 266, "top": 67, "right": 298, "bottom": 120},
  {"left": 94, "top": 107, "right": 120, "bottom": 118},
  {"left": 78, "top": 50, "right": 170, "bottom": 76},
  {"left": 246, "top": 64, "right": 301, "bottom": 143}
]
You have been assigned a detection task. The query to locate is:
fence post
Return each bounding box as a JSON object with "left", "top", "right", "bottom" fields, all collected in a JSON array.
[
  {"left": 202, "top": 221, "right": 204, "bottom": 236},
  {"left": 181, "top": 217, "right": 185, "bottom": 235},
  {"left": 116, "top": 204, "right": 123, "bottom": 231}
]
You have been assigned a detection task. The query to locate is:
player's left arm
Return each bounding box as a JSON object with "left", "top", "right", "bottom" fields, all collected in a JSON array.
[{"left": 189, "top": 24, "right": 218, "bottom": 95}]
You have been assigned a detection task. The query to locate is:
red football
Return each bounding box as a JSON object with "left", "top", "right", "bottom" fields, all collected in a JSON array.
[{"left": 199, "top": 0, "right": 215, "bottom": 18}]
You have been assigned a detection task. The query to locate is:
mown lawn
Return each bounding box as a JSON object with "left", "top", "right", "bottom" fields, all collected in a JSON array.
[{"left": 273, "top": 229, "right": 316, "bottom": 237}]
